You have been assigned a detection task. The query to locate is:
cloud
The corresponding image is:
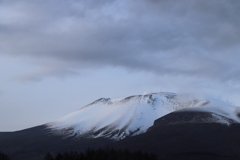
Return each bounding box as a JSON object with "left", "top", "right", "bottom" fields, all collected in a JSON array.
[
  {"left": 0, "top": 0, "right": 240, "bottom": 83},
  {"left": 14, "top": 66, "right": 79, "bottom": 82}
]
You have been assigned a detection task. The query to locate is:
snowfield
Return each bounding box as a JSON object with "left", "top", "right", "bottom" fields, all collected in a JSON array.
[{"left": 47, "top": 92, "right": 240, "bottom": 140}]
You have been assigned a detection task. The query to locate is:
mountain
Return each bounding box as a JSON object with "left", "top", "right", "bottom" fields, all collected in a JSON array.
[
  {"left": 47, "top": 92, "right": 239, "bottom": 140},
  {"left": 1, "top": 92, "right": 240, "bottom": 160}
]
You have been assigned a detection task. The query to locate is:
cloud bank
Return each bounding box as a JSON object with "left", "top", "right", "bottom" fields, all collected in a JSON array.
[{"left": 0, "top": 0, "right": 240, "bottom": 82}]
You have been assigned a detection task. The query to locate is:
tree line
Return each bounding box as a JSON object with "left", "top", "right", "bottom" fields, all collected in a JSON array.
[
  {"left": 44, "top": 148, "right": 157, "bottom": 160},
  {"left": 0, "top": 152, "right": 10, "bottom": 160}
]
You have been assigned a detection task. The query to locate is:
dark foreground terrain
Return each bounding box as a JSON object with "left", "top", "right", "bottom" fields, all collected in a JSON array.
[{"left": 1, "top": 111, "right": 240, "bottom": 160}]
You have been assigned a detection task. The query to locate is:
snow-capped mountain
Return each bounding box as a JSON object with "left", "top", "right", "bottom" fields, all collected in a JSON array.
[
  {"left": 2, "top": 92, "right": 240, "bottom": 160},
  {"left": 47, "top": 92, "right": 240, "bottom": 140}
]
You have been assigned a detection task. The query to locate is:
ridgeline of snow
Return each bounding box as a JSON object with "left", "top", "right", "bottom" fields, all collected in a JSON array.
[{"left": 47, "top": 92, "right": 240, "bottom": 140}]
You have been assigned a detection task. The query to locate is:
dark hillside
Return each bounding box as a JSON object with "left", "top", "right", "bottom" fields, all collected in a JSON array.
[
  {"left": 113, "top": 111, "right": 240, "bottom": 159},
  {"left": 0, "top": 125, "right": 112, "bottom": 160}
]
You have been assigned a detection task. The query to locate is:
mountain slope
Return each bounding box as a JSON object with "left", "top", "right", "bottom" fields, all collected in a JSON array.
[
  {"left": 0, "top": 125, "right": 113, "bottom": 160},
  {"left": 1, "top": 111, "right": 240, "bottom": 160},
  {"left": 113, "top": 111, "right": 240, "bottom": 159}
]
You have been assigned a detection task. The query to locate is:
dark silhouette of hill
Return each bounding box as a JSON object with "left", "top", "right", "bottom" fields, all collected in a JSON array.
[
  {"left": 0, "top": 126, "right": 112, "bottom": 160},
  {"left": 113, "top": 111, "right": 240, "bottom": 159}
]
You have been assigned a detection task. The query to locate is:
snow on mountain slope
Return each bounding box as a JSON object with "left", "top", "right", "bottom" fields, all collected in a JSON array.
[
  {"left": 47, "top": 92, "right": 240, "bottom": 140},
  {"left": 179, "top": 100, "right": 240, "bottom": 125}
]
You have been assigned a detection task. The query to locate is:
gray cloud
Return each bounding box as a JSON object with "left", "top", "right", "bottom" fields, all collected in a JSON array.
[
  {"left": 13, "top": 66, "right": 79, "bottom": 82},
  {"left": 0, "top": 0, "right": 240, "bottom": 82}
]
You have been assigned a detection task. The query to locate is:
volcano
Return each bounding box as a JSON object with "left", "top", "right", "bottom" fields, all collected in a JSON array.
[{"left": 1, "top": 92, "right": 240, "bottom": 160}]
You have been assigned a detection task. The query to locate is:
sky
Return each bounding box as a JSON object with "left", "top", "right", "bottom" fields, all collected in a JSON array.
[{"left": 0, "top": 0, "right": 240, "bottom": 131}]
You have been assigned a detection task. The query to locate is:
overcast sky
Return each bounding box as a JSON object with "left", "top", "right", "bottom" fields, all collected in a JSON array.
[{"left": 1, "top": 0, "right": 240, "bottom": 131}]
